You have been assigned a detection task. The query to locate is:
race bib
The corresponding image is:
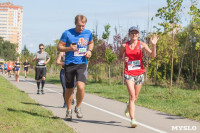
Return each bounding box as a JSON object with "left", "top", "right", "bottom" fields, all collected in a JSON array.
[
  {"left": 38, "top": 60, "right": 45, "bottom": 65},
  {"left": 128, "top": 60, "right": 141, "bottom": 71},
  {"left": 74, "top": 48, "right": 87, "bottom": 56}
]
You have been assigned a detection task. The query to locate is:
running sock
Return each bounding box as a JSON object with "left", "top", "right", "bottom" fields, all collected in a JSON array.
[
  {"left": 37, "top": 82, "right": 40, "bottom": 90},
  {"left": 42, "top": 80, "right": 45, "bottom": 89}
]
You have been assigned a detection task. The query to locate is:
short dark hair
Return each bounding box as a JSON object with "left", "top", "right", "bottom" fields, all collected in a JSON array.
[{"left": 39, "top": 43, "right": 44, "bottom": 48}]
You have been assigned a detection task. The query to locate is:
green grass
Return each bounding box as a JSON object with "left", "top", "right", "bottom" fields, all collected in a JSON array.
[
  {"left": 0, "top": 75, "right": 75, "bottom": 133},
  {"left": 22, "top": 70, "right": 200, "bottom": 121}
]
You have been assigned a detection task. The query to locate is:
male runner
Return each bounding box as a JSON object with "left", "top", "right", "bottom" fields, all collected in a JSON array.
[
  {"left": 32, "top": 44, "right": 50, "bottom": 94},
  {"left": 57, "top": 14, "right": 94, "bottom": 120}
]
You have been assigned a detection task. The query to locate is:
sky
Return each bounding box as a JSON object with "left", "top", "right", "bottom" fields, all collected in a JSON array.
[{"left": 0, "top": 0, "right": 197, "bottom": 53}]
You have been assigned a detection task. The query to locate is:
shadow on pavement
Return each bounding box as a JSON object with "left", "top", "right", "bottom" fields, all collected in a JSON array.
[
  {"left": 72, "top": 119, "right": 128, "bottom": 128},
  {"left": 7, "top": 108, "right": 60, "bottom": 119},
  {"left": 21, "top": 102, "right": 63, "bottom": 108},
  {"left": 157, "top": 112, "right": 185, "bottom": 120}
]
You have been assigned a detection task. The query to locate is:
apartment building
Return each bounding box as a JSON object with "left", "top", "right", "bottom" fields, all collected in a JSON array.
[{"left": 0, "top": 2, "right": 23, "bottom": 53}]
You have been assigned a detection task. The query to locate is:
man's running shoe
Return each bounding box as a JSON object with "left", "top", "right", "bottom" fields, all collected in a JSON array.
[
  {"left": 41, "top": 89, "right": 45, "bottom": 94},
  {"left": 130, "top": 119, "right": 137, "bottom": 128},
  {"left": 37, "top": 90, "right": 40, "bottom": 94},
  {"left": 65, "top": 109, "right": 72, "bottom": 121},
  {"left": 74, "top": 106, "right": 83, "bottom": 118},
  {"left": 125, "top": 102, "right": 129, "bottom": 117}
]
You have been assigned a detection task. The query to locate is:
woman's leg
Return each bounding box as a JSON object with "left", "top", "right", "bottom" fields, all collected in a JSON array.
[
  {"left": 125, "top": 80, "right": 136, "bottom": 120},
  {"left": 17, "top": 70, "right": 20, "bottom": 82},
  {"left": 60, "top": 69, "right": 66, "bottom": 104}
]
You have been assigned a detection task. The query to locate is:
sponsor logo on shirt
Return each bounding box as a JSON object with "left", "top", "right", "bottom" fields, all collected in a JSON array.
[{"left": 78, "top": 38, "right": 88, "bottom": 46}]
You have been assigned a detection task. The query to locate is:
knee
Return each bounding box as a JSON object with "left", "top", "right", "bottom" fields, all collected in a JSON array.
[
  {"left": 77, "top": 86, "right": 84, "bottom": 92},
  {"left": 129, "top": 94, "right": 136, "bottom": 102}
]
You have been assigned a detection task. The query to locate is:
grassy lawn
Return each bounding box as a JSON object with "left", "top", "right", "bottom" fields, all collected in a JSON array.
[
  {"left": 21, "top": 70, "right": 200, "bottom": 121},
  {"left": 0, "top": 75, "right": 75, "bottom": 133}
]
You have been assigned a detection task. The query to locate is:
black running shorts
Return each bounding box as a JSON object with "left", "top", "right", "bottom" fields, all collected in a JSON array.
[
  {"left": 64, "top": 63, "right": 87, "bottom": 88},
  {"left": 35, "top": 67, "right": 46, "bottom": 80},
  {"left": 24, "top": 67, "right": 28, "bottom": 72}
]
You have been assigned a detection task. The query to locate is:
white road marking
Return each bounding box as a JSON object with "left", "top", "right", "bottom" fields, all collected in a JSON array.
[{"left": 25, "top": 80, "right": 167, "bottom": 133}]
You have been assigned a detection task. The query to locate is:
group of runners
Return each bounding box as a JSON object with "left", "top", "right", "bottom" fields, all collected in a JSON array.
[
  {"left": 0, "top": 58, "right": 30, "bottom": 82},
  {"left": 55, "top": 14, "right": 158, "bottom": 128},
  {"left": 1, "top": 14, "right": 159, "bottom": 128}
]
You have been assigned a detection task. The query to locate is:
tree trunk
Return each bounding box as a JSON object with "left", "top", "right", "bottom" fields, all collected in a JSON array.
[
  {"left": 177, "top": 35, "right": 188, "bottom": 84},
  {"left": 155, "top": 59, "right": 158, "bottom": 85},
  {"left": 190, "top": 37, "right": 194, "bottom": 89},
  {"left": 191, "top": 41, "right": 194, "bottom": 81},
  {"left": 169, "top": 0, "right": 175, "bottom": 94},
  {"left": 170, "top": 33, "right": 174, "bottom": 94},
  {"left": 195, "top": 50, "right": 199, "bottom": 82},
  {"left": 108, "top": 65, "right": 111, "bottom": 85}
]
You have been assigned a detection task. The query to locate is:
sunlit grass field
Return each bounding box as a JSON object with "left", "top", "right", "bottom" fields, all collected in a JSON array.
[{"left": 0, "top": 75, "right": 75, "bottom": 133}]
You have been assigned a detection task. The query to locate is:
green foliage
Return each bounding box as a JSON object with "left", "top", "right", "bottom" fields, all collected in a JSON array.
[
  {"left": 155, "top": 0, "right": 183, "bottom": 32},
  {"left": 0, "top": 37, "right": 18, "bottom": 61},
  {"left": 104, "top": 48, "right": 117, "bottom": 65},
  {"left": 20, "top": 45, "right": 34, "bottom": 67},
  {"left": 102, "top": 24, "right": 111, "bottom": 41}
]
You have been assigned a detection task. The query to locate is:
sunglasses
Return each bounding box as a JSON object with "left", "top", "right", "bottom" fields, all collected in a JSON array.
[{"left": 39, "top": 48, "right": 44, "bottom": 49}]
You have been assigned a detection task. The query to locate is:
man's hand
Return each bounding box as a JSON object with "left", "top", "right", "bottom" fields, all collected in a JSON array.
[
  {"left": 85, "top": 50, "right": 92, "bottom": 58},
  {"left": 70, "top": 44, "right": 77, "bottom": 51}
]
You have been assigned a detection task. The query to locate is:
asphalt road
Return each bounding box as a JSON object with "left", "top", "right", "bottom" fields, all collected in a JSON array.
[{"left": 3, "top": 75, "right": 200, "bottom": 133}]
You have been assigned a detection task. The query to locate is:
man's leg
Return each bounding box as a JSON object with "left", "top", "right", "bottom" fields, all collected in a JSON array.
[
  {"left": 76, "top": 81, "right": 85, "bottom": 107},
  {"left": 41, "top": 76, "right": 45, "bottom": 94},
  {"left": 65, "top": 88, "right": 74, "bottom": 110},
  {"left": 37, "top": 80, "right": 40, "bottom": 94},
  {"left": 24, "top": 70, "right": 27, "bottom": 78},
  {"left": 40, "top": 68, "right": 46, "bottom": 94},
  {"left": 74, "top": 63, "right": 87, "bottom": 118}
]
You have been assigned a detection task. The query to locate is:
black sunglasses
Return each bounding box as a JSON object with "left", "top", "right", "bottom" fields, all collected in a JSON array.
[{"left": 39, "top": 48, "right": 44, "bottom": 49}]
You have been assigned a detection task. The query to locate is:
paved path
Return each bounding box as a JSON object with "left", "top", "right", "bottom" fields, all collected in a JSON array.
[{"left": 3, "top": 75, "right": 200, "bottom": 133}]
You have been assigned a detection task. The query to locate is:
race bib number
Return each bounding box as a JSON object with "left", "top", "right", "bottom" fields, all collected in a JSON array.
[
  {"left": 74, "top": 48, "right": 87, "bottom": 56},
  {"left": 38, "top": 60, "right": 45, "bottom": 65},
  {"left": 128, "top": 60, "right": 141, "bottom": 71}
]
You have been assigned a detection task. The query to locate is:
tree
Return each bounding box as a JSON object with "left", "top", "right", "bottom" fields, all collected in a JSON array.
[
  {"left": 0, "top": 37, "right": 18, "bottom": 61},
  {"left": 155, "top": 0, "right": 183, "bottom": 94},
  {"left": 189, "top": 0, "right": 200, "bottom": 86},
  {"left": 104, "top": 46, "right": 117, "bottom": 84},
  {"left": 88, "top": 32, "right": 104, "bottom": 82},
  {"left": 102, "top": 24, "right": 111, "bottom": 45}
]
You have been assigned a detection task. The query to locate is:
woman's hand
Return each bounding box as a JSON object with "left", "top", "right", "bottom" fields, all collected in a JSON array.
[{"left": 150, "top": 34, "right": 159, "bottom": 46}]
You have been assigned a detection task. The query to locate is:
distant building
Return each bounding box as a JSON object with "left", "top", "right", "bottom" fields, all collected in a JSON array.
[{"left": 0, "top": 2, "right": 23, "bottom": 53}]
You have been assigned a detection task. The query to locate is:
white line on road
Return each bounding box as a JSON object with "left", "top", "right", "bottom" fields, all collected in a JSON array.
[{"left": 26, "top": 80, "right": 167, "bottom": 133}]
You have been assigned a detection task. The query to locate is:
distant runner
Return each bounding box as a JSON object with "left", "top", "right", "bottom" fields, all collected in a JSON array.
[
  {"left": 14, "top": 57, "right": 21, "bottom": 82},
  {"left": 32, "top": 44, "right": 50, "bottom": 94},
  {"left": 23, "top": 59, "right": 30, "bottom": 78},
  {"left": 7, "top": 60, "right": 13, "bottom": 78},
  {"left": 4, "top": 62, "right": 7, "bottom": 75}
]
